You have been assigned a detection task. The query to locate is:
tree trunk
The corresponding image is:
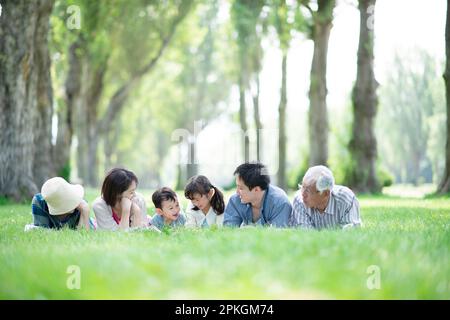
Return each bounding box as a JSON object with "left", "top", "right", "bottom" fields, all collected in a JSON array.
[
  {"left": 252, "top": 75, "right": 262, "bottom": 162},
  {"left": 32, "top": 0, "right": 55, "bottom": 188},
  {"left": 74, "top": 67, "right": 88, "bottom": 184},
  {"left": 75, "top": 129, "right": 89, "bottom": 185},
  {"left": 86, "top": 131, "right": 99, "bottom": 187},
  {"left": 278, "top": 52, "right": 288, "bottom": 190},
  {"left": 186, "top": 144, "right": 198, "bottom": 180},
  {"left": 348, "top": 0, "right": 380, "bottom": 193},
  {"left": 0, "top": 0, "right": 54, "bottom": 201},
  {"left": 74, "top": 57, "right": 107, "bottom": 187},
  {"left": 412, "top": 153, "right": 421, "bottom": 185},
  {"left": 438, "top": 0, "right": 450, "bottom": 194},
  {"left": 239, "top": 76, "right": 250, "bottom": 162},
  {"left": 175, "top": 163, "right": 186, "bottom": 191},
  {"left": 85, "top": 60, "right": 107, "bottom": 187},
  {"left": 54, "top": 39, "right": 82, "bottom": 179},
  {"left": 104, "top": 116, "right": 121, "bottom": 171},
  {"left": 308, "top": 0, "right": 335, "bottom": 167},
  {"left": 156, "top": 129, "right": 170, "bottom": 186}
]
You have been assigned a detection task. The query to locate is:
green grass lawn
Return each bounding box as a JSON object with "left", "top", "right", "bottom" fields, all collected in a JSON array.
[{"left": 0, "top": 189, "right": 449, "bottom": 299}]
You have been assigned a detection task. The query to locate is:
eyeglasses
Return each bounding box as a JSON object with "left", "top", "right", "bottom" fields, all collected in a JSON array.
[{"left": 298, "top": 184, "right": 319, "bottom": 195}]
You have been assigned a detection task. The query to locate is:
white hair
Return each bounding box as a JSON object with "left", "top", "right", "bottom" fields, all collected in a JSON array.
[{"left": 303, "top": 165, "right": 335, "bottom": 194}]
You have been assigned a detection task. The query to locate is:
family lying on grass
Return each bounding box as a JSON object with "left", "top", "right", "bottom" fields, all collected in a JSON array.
[{"left": 27, "top": 162, "right": 362, "bottom": 232}]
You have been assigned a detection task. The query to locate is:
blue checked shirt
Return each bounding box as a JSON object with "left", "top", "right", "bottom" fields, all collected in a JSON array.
[
  {"left": 289, "top": 185, "right": 362, "bottom": 230},
  {"left": 150, "top": 213, "right": 186, "bottom": 231},
  {"left": 223, "top": 184, "right": 292, "bottom": 228},
  {"left": 31, "top": 193, "right": 81, "bottom": 229}
]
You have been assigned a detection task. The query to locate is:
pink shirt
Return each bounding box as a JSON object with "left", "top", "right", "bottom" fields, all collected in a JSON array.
[{"left": 112, "top": 209, "right": 121, "bottom": 225}]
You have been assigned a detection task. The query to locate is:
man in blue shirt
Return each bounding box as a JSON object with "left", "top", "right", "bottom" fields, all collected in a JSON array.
[{"left": 224, "top": 162, "right": 292, "bottom": 228}]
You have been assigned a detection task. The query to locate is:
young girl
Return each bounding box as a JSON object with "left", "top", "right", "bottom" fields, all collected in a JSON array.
[
  {"left": 184, "top": 175, "right": 225, "bottom": 228},
  {"left": 93, "top": 168, "right": 149, "bottom": 231}
]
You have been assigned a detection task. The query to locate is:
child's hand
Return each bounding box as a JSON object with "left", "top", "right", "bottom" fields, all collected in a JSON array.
[
  {"left": 77, "top": 200, "right": 90, "bottom": 217},
  {"left": 76, "top": 200, "right": 91, "bottom": 230}
]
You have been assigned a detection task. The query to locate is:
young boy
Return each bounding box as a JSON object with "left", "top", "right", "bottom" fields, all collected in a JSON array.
[
  {"left": 29, "top": 177, "right": 93, "bottom": 230},
  {"left": 151, "top": 187, "right": 186, "bottom": 230}
]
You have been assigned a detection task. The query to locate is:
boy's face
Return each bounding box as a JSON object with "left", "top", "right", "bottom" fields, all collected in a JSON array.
[{"left": 157, "top": 198, "right": 181, "bottom": 222}]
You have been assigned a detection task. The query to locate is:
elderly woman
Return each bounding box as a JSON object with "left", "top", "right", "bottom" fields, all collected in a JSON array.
[{"left": 289, "top": 165, "right": 362, "bottom": 230}]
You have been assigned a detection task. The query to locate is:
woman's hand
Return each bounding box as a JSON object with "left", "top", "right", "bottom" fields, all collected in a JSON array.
[
  {"left": 120, "top": 197, "right": 132, "bottom": 212},
  {"left": 115, "top": 197, "right": 132, "bottom": 230},
  {"left": 130, "top": 201, "right": 146, "bottom": 228}
]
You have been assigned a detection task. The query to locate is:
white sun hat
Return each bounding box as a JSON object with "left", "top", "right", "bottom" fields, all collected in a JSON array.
[{"left": 41, "top": 177, "right": 84, "bottom": 215}]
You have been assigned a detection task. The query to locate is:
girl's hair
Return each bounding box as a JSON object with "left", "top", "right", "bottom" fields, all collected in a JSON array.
[
  {"left": 184, "top": 175, "right": 225, "bottom": 215},
  {"left": 101, "top": 168, "right": 138, "bottom": 207}
]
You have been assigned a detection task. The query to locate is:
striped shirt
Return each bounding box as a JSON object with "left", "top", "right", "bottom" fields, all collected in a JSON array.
[{"left": 289, "top": 185, "right": 362, "bottom": 230}]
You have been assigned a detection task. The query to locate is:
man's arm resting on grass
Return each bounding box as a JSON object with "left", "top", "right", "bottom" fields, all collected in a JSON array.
[
  {"left": 268, "top": 202, "right": 292, "bottom": 228},
  {"left": 223, "top": 196, "right": 243, "bottom": 227},
  {"left": 340, "top": 197, "right": 362, "bottom": 229}
]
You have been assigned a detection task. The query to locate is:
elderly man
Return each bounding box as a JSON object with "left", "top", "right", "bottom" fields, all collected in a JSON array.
[{"left": 290, "top": 165, "right": 362, "bottom": 230}]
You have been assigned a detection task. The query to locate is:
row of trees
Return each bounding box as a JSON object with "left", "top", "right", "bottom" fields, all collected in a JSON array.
[
  {"left": 378, "top": 51, "right": 446, "bottom": 185},
  {"left": 1, "top": 0, "right": 195, "bottom": 200},
  {"left": 222, "top": 0, "right": 380, "bottom": 192},
  {"left": 0, "top": 0, "right": 449, "bottom": 202}
]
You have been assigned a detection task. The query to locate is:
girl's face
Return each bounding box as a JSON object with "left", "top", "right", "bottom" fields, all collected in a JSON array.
[
  {"left": 191, "top": 189, "right": 214, "bottom": 213},
  {"left": 120, "top": 180, "right": 137, "bottom": 201},
  {"left": 191, "top": 193, "right": 210, "bottom": 213}
]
